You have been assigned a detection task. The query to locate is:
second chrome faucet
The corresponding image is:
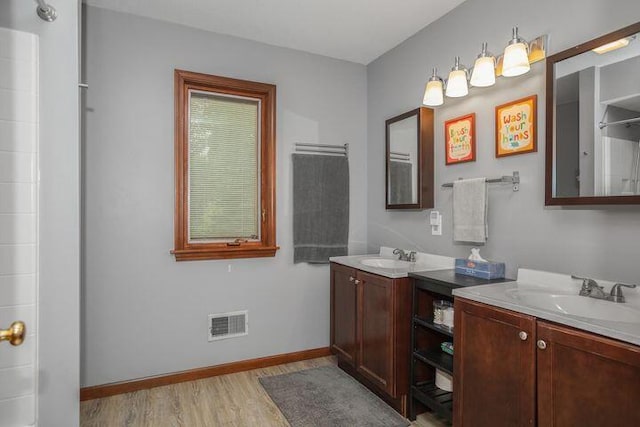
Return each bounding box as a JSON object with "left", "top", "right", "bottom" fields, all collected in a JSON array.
[{"left": 572, "top": 275, "right": 637, "bottom": 303}]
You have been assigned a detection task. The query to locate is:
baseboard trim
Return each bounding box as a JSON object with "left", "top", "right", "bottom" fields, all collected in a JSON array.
[{"left": 80, "top": 346, "right": 331, "bottom": 401}]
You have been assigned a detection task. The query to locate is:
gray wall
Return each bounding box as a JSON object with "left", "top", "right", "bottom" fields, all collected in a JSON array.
[
  {"left": 367, "top": 0, "right": 640, "bottom": 282},
  {"left": 82, "top": 6, "right": 367, "bottom": 387},
  {"left": 0, "top": 0, "right": 80, "bottom": 425}
]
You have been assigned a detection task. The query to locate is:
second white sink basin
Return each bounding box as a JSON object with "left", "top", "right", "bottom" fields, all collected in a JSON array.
[
  {"left": 507, "top": 290, "right": 640, "bottom": 323},
  {"left": 360, "top": 258, "right": 412, "bottom": 269}
]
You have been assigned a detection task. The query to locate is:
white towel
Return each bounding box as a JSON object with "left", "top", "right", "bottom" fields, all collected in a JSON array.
[{"left": 453, "top": 178, "right": 488, "bottom": 243}]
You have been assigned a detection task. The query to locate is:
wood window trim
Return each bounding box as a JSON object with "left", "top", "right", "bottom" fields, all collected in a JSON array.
[{"left": 172, "top": 69, "right": 278, "bottom": 261}]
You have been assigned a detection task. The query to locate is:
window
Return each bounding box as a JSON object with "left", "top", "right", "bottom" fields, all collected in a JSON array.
[{"left": 172, "top": 70, "right": 277, "bottom": 261}]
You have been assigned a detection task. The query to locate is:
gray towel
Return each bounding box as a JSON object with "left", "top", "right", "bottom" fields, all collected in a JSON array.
[
  {"left": 293, "top": 154, "right": 349, "bottom": 263},
  {"left": 388, "top": 161, "right": 413, "bottom": 205},
  {"left": 453, "top": 177, "right": 488, "bottom": 243}
]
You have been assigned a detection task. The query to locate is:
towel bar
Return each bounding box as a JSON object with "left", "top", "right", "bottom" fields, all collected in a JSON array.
[
  {"left": 442, "top": 171, "right": 520, "bottom": 192},
  {"left": 294, "top": 142, "right": 348, "bottom": 157}
]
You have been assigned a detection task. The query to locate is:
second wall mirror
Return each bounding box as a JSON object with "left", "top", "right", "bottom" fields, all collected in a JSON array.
[
  {"left": 546, "top": 22, "right": 640, "bottom": 205},
  {"left": 385, "top": 107, "right": 434, "bottom": 210}
]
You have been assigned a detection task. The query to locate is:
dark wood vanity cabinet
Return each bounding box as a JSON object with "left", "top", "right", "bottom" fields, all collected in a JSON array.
[
  {"left": 330, "top": 264, "right": 358, "bottom": 366},
  {"left": 454, "top": 297, "right": 640, "bottom": 427},
  {"left": 537, "top": 321, "right": 640, "bottom": 427},
  {"left": 330, "top": 263, "right": 411, "bottom": 415},
  {"left": 453, "top": 298, "right": 536, "bottom": 427},
  {"left": 357, "top": 270, "right": 396, "bottom": 395}
]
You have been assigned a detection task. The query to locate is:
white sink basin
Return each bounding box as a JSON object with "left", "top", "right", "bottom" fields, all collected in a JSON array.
[
  {"left": 507, "top": 290, "right": 640, "bottom": 323},
  {"left": 360, "top": 258, "right": 412, "bottom": 269}
]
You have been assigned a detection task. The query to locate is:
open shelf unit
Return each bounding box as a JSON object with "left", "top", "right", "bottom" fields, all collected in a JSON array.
[
  {"left": 408, "top": 269, "right": 514, "bottom": 424},
  {"left": 409, "top": 278, "right": 455, "bottom": 423}
]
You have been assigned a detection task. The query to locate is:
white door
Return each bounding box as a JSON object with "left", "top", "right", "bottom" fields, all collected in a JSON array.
[{"left": 0, "top": 27, "right": 38, "bottom": 427}]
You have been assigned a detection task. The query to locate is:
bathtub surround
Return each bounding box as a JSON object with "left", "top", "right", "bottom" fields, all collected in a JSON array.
[
  {"left": 0, "top": 0, "right": 80, "bottom": 425},
  {"left": 82, "top": 6, "right": 367, "bottom": 387},
  {"left": 0, "top": 27, "right": 37, "bottom": 427},
  {"left": 367, "top": 0, "right": 640, "bottom": 283}
]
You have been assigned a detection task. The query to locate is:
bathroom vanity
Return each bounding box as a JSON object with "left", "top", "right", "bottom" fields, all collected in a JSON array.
[
  {"left": 329, "top": 249, "right": 455, "bottom": 416},
  {"left": 330, "top": 262, "right": 412, "bottom": 414},
  {"left": 453, "top": 270, "right": 640, "bottom": 426}
]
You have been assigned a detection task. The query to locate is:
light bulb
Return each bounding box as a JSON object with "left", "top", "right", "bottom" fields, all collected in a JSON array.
[
  {"left": 445, "top": 57, "right": 469, "bottom": 98},
  {"left": 423, "top": 80, "right": 444, "bottom": 106},
  {"left": 423, "top": 68, "right": 445, "bottom": 106},
  {"left": 503, "top": 27, "right": 530, "bottom": 77},
  {"left": 470, "top": 43, "right": 496, "bottom": 87}
]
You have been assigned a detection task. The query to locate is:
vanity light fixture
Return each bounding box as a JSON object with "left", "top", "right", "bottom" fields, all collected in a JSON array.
[
  {"left": 423, "top": 68, "right": 446, "bottom": 106},
  {"left": 502, "top": 27, "right": 530, "bottom": 77},
  {"left": 592, "top": 35, "right": 635, "bottom": 54},
  {"left": 421, "top": 28, "right": 547, "bottom": 107},
  {"left": 445, "top": 57, "right": 469, "bottom": 98},
  {"left": 470, "top": 42, "right": 496, "bottom": 87}
]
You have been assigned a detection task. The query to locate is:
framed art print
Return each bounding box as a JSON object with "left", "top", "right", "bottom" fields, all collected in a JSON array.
[
  {"left": 495, "top": 95, "right": 537, "bottom": 157},
  {"left": 445, "top": 113, "right": 476, "bottom": 165}
]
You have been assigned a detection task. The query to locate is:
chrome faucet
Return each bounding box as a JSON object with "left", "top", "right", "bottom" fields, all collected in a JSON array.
[
  {"left": 607, "top": 283, "right": 637, "bottom": 303},
  {"left": 573, "top": 275, "right": 637, "bottom": 303},
  {"left": 393, "top": 248, "right": 417, "bottom": 262},
  {"left": 573, "top": 276, "right": 607, "bottom": 299}
]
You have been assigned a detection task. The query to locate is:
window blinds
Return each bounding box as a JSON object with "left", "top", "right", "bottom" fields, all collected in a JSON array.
[{"left": 188, "top": 91, "right": 260, "bottom": 241}]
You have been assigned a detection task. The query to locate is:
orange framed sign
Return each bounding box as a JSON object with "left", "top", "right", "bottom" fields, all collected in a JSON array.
[
  {"left": 444, "top": 113, "right": 476, "bottom": 165},
  {"left": 495, "top": 95, "right": 537, "bottom": 157}
]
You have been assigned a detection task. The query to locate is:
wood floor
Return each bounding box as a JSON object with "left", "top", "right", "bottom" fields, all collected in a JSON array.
[{"left": 80, "top": 356, "right": 449, "bottom": 427}]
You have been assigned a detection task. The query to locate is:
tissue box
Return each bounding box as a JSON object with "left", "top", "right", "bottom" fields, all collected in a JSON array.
[{"left": 455, "top": 258, "right": 505, "bottom": 280}]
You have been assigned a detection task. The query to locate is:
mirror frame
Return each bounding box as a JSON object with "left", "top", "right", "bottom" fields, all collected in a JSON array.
[
  {"left": 545, "top": 21, "right": 640, "bottom": 205},
  {"left": 385, "top": 107, "right": 434, "bottom": 210}
]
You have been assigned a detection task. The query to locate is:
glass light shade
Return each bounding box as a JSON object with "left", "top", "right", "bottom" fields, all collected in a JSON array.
[
  {"left": 423, "top": 79, "right": 444, "bottom": 106},
  {"left": 445, "top": 69, "right": 468, "bottom": 97},
  {"left": 470, "top": 55, "right": 496, "bottom": 87},
  {"left": 502, "top": 42, "right": 530, "bottom": 76}
]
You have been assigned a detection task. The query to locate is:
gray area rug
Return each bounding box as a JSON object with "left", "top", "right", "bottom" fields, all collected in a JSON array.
[{"left": 259, "top": 365, "right": 410, "bottom": 427}]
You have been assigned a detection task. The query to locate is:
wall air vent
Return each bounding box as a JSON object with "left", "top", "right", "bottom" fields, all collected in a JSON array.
[{"left": 208, "top": 310, "right": 248, "bottom": 341}]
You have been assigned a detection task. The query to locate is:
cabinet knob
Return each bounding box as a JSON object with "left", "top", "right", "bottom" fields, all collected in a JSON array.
[
  {"left": 537, "top": 340, "right": 547, "bottom": 350},
  {"left": 349, "top": 276, "right": 355, "bottom": 282},
  {"left": 518, "top": 331, "right": 528, "bottom": 341},
  {"left": 354, "top": 279, "right": 361, "bottom": 285}
]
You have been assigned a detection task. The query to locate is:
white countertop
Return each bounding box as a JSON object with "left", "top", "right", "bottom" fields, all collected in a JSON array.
[
  {"left": 453, "top": 269, "right": 640, "bottom": 346},
  {"left": 330, "top": 247, "right": 454, "bottom": 279}
]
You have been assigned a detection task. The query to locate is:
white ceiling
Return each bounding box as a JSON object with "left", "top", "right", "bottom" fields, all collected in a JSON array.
[{"left": 83, "top": 0, "right": 466, "bottom": 64}]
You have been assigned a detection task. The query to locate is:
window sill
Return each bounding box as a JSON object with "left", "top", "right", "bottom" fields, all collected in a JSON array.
[{"left": 171, "top": 245, "right": 280, "bottom": 261}]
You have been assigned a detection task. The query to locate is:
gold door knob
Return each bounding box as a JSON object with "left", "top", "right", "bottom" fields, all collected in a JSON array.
[{"left": 0, "top": 321, "right": 26, "bottom": 346}]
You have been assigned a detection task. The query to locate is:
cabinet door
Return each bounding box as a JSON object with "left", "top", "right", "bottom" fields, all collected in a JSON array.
[
  {"left": 537, "top": 321, "right": 640, "bottom": 427},
  {"left": 330, "top": 263, "right": 357, "bottom": 366},
  {"left": 453, "top": 298, "right": 536, "bottom": 427},
  {"left": 357, "top": 271, "right": 395, "bottom": 396}
]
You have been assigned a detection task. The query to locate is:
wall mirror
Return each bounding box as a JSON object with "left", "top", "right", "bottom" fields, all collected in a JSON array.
[
  {"left": 546, "top": 22, "right": 640, "bottom": 205},
  {"left": 385, "top": 107, "right": 434, "bottom": 209}
]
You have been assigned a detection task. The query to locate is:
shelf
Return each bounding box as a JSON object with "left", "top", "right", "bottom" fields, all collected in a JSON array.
[
  {"left": 413, "top": 348, "right": 454, "bottom": 375},
  {"left": 411, "top": 381, "right": 453, "bottom": 422},
  {"left": 414, "top": 316, "right": 454, "bottom": 338}
]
